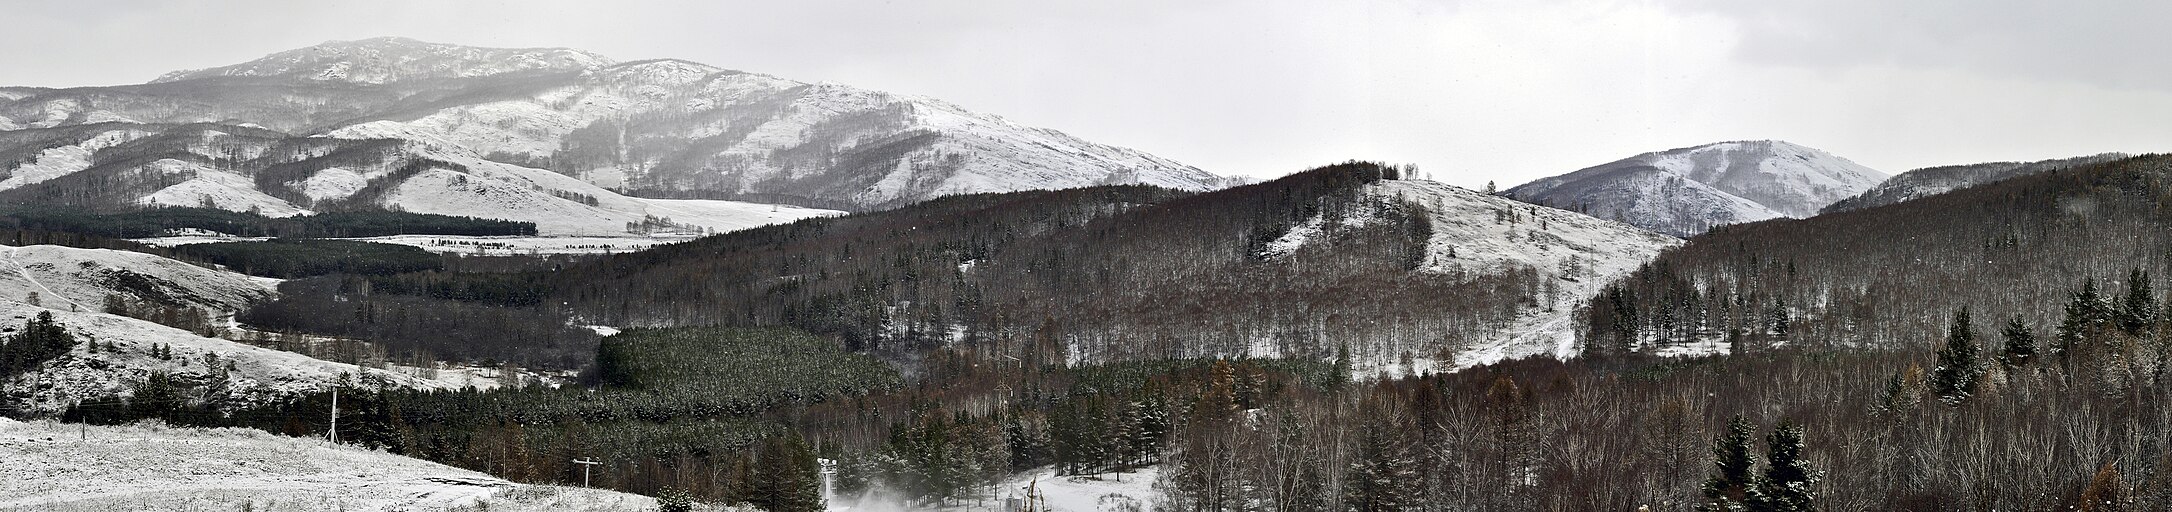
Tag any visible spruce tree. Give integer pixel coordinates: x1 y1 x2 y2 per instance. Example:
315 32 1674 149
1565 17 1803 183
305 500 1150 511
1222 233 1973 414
1751 421 1817 512
2058 278 2112 361
1998 317 2037 367
751 433 824 512
1701 416 1758 511
1 312 77 378
2120 268 2155 334
1343 420 1420 512
1930 308 1982 404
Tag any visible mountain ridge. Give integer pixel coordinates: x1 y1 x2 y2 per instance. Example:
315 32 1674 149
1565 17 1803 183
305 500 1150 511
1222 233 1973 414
1503 140 1886 236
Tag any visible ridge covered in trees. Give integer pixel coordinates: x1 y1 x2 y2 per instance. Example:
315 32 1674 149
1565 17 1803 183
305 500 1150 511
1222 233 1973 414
0 206 535 239
258 161 1550 371
1583 154 2172 355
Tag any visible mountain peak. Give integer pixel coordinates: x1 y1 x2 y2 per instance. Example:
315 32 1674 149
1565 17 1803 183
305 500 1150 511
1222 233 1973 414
151 37 615 84
1504 140 1886 235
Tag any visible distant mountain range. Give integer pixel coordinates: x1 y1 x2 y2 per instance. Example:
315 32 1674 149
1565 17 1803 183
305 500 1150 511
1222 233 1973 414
0 37 1237 234
1503 140 1887 236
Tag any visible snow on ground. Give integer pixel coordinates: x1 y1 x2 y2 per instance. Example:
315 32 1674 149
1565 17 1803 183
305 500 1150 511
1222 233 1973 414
135 160 314 217
352 234 692 256
135 234 695 256
1649 338 1732 358
0 128 147 191
0 300 469 414
1369 179 1681 372
298 166 374 201
376 152 841 236
128 235 274 247
0 417 661 511
0 244 275 314
830 467 1158 512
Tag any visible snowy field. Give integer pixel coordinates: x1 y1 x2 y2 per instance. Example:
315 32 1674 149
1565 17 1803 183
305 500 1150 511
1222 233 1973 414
136 234 703 256
830 467 1158 512
0 418 664 511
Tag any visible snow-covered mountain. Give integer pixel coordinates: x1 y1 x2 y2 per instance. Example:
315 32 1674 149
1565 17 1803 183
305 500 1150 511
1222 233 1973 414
0 37 1233 218
1503 140 1887 236
0 122 841 235
0 418 663 511
1821 153 2129 214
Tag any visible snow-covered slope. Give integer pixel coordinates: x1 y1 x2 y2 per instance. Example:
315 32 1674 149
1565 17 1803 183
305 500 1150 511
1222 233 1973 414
1505 140 1887 236
0 244 274 315
1 37 1232 214
135 159 313 217
1375 179 1680 369
374 151 843 235
1821 153 2129 213
0 127 152 191
313 54 1230 209
0 418 663 511
0 300 470 414
0 121 842 236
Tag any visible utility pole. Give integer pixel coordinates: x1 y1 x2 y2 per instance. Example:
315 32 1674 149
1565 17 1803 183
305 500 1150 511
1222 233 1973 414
574 458 601 487
328 386 338 445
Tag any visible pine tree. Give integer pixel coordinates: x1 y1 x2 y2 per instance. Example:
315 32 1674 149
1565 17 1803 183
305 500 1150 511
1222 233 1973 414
2120 268 2155 334
751 433 824 512
2058 278 2112 361
1701 416 1757 511
1930 308 1983 404
1750 421 1817 512
1344 419 1420 512
1998 317 2037 367
1 312 78 378
131 371 183 420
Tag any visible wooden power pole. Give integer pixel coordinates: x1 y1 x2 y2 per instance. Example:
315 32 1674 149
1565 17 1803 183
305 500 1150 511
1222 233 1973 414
574 458 602 487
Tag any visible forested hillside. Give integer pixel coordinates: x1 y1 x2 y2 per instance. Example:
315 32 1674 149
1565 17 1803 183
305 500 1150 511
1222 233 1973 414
274 161 1668 374
1584 154 2172 353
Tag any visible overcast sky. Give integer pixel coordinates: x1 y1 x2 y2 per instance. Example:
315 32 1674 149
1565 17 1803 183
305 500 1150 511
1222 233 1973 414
3 0 2167 188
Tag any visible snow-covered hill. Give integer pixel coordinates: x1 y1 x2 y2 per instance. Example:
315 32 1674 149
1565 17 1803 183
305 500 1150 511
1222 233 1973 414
1820 153 2129 214
0 245 481 414
0 244 274 314
0 123 842 235
0 300 473 414
0 418 667 511
1 37 1233 215
1374 179 1680 369
1504 140 1887 236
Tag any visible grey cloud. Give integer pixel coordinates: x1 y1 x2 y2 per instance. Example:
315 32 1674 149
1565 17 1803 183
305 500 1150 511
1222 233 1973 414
1670 0 2172 91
